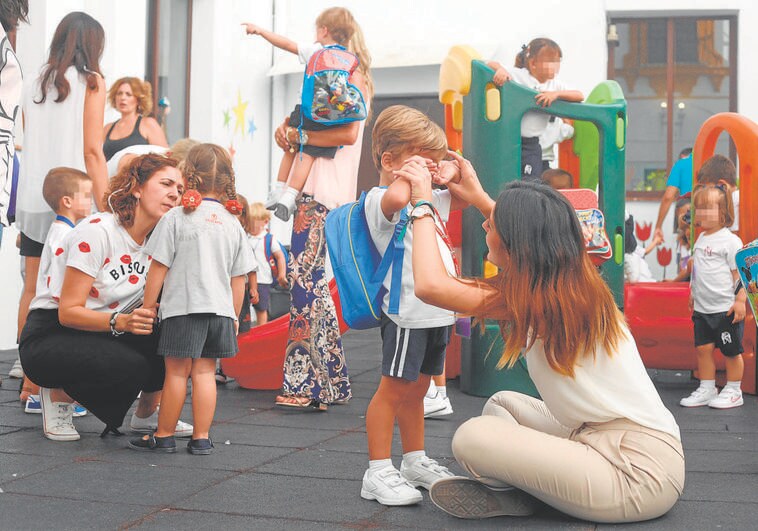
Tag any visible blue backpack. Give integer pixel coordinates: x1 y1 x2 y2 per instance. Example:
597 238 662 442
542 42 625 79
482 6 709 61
325 191 407 329
263 233 288 279
301 45 367 126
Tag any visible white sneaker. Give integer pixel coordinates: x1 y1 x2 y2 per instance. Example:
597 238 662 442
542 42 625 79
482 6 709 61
708 387 744 409
274 188 298 221
40 387 80 442
361 466 423 506
264 182 286 210
400 455 455 489
424 394 453 418
8 358 23 379
129 409 194 438
680 386 719 407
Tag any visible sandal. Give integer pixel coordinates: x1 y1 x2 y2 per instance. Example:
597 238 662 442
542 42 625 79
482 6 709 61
275 395 328 411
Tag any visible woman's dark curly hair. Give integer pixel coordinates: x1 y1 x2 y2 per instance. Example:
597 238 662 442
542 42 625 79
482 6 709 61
105 153 178 227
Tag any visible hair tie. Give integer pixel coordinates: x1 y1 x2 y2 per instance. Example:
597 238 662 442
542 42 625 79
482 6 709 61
182 189 202 210
225 199 243 215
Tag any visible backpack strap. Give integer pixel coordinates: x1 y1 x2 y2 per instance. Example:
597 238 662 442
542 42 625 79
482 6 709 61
264 233 273 262
370 208 408 316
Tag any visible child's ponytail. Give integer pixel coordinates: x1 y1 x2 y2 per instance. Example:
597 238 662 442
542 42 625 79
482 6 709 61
514 44 529 68
224 170 243 215
181 169 202 212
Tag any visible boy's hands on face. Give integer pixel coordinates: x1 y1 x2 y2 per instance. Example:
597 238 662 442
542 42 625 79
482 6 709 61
435 159 461 186
444 150 486 203
392 155 434 205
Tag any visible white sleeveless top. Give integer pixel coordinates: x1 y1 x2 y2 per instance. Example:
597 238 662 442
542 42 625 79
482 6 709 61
16 66 88 243
524 325 681 440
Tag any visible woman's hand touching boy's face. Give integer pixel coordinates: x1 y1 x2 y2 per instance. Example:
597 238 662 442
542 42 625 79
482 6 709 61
392 155 434 205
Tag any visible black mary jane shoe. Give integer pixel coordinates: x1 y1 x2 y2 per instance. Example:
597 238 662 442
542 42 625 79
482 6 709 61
187 437 215 455
127 433 177 453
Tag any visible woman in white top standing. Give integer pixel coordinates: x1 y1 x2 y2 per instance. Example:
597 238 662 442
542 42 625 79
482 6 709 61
15 12 109 400
397 157 684 523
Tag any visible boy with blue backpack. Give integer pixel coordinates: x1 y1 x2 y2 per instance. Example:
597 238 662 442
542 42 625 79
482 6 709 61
345 105 465 506
242 7 367 222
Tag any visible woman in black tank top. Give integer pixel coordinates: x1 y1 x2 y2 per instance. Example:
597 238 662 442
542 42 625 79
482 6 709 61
103 77 168 161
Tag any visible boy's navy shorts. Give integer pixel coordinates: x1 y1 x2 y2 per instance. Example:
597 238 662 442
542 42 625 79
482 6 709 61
380 314 450 381
692 310 744 357
253 283 271 312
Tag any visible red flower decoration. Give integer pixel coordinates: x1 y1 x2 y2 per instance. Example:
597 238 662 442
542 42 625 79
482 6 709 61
225 199 243 215
55 247 64 256
89 218 101 223
108 302 119 309
128 275 139 284
635 221 652 243
78 242 91 253
182 190 202 208
90 287 100 298
120 255 131 264
657 247 672 267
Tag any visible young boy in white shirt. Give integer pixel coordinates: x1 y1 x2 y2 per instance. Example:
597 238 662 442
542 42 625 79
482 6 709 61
360 105 469 506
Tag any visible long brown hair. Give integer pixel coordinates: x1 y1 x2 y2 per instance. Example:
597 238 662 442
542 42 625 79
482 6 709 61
106 154 178 228
475 181 625 377
36 12 104 104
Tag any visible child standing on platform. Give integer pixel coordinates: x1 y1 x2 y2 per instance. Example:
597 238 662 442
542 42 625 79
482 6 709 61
680 185 746 409
361 106 464 506
247 202 287 326
488 38 583 180
128 143 254 454
242 7 369 221
23 167 92 417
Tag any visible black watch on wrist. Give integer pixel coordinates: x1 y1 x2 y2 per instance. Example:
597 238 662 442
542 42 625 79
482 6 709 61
110 311 124 336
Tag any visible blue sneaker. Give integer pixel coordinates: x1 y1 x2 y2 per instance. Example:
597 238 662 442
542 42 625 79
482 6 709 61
25 395 42 414
73 403 88 417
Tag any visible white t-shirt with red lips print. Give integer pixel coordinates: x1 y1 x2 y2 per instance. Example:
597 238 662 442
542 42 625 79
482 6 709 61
30 212 152 313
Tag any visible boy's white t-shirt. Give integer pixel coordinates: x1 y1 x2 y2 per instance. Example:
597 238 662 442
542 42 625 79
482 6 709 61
31 212 150 313
507 67 568 138
364 187 457 329
248 231 282 285
691 227 743 314
29 221 74 310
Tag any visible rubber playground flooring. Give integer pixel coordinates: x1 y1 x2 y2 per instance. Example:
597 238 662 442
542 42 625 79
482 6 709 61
1 328 757 530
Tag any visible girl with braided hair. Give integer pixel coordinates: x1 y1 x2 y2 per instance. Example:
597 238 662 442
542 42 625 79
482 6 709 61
129 144 255 455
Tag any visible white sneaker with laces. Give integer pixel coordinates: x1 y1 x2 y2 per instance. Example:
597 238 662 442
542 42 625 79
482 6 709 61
400 455 455 489
423 390 447 417
679 386 718 407
361 466 423 506
708 387 744 409
9 358 23 379
130 409 194 437
40 387 80 442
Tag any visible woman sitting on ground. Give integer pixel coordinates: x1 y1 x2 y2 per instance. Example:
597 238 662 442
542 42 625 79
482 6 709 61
19 154 192 441
396 152 684 523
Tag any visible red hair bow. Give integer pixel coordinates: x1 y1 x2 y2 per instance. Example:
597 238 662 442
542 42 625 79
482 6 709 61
225 199 243 215
182 190 202 209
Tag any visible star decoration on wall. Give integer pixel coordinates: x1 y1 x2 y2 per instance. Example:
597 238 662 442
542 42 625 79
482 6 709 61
232 90 248 137
248 118 257 136
223 109 231 129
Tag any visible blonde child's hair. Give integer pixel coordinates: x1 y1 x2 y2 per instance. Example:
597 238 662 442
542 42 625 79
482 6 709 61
316 7 355 46
693 184 734 228
169 138 200 164
183 143 238 213
249 201 272 221
236 193 251 233
42 167 91 212
347 18 373 102
108 77 153 115
371 105 447 171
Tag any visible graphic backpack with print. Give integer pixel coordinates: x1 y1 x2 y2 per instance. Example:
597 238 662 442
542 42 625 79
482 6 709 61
325 191 407 329
263 232 287 279
300 45 367 126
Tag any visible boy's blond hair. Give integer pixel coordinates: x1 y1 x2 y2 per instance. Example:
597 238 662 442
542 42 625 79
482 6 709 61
249 201 272 221
372 105 447 171
42 167 91 212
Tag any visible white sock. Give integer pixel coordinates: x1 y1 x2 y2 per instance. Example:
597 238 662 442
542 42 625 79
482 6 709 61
700 380 716 390
273 181 286 193
437 386 447 399
369 458 393 471
402 450 426 466
725 381 742 391
426 380 436 397
282 186 299 200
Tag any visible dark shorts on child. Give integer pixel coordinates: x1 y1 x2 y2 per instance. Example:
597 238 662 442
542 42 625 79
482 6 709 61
253 283 272 312
158 314 238 358
19 231 44 258
380 314 450 381
692 310 744 357
288 104 339 159
520 136 542 181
